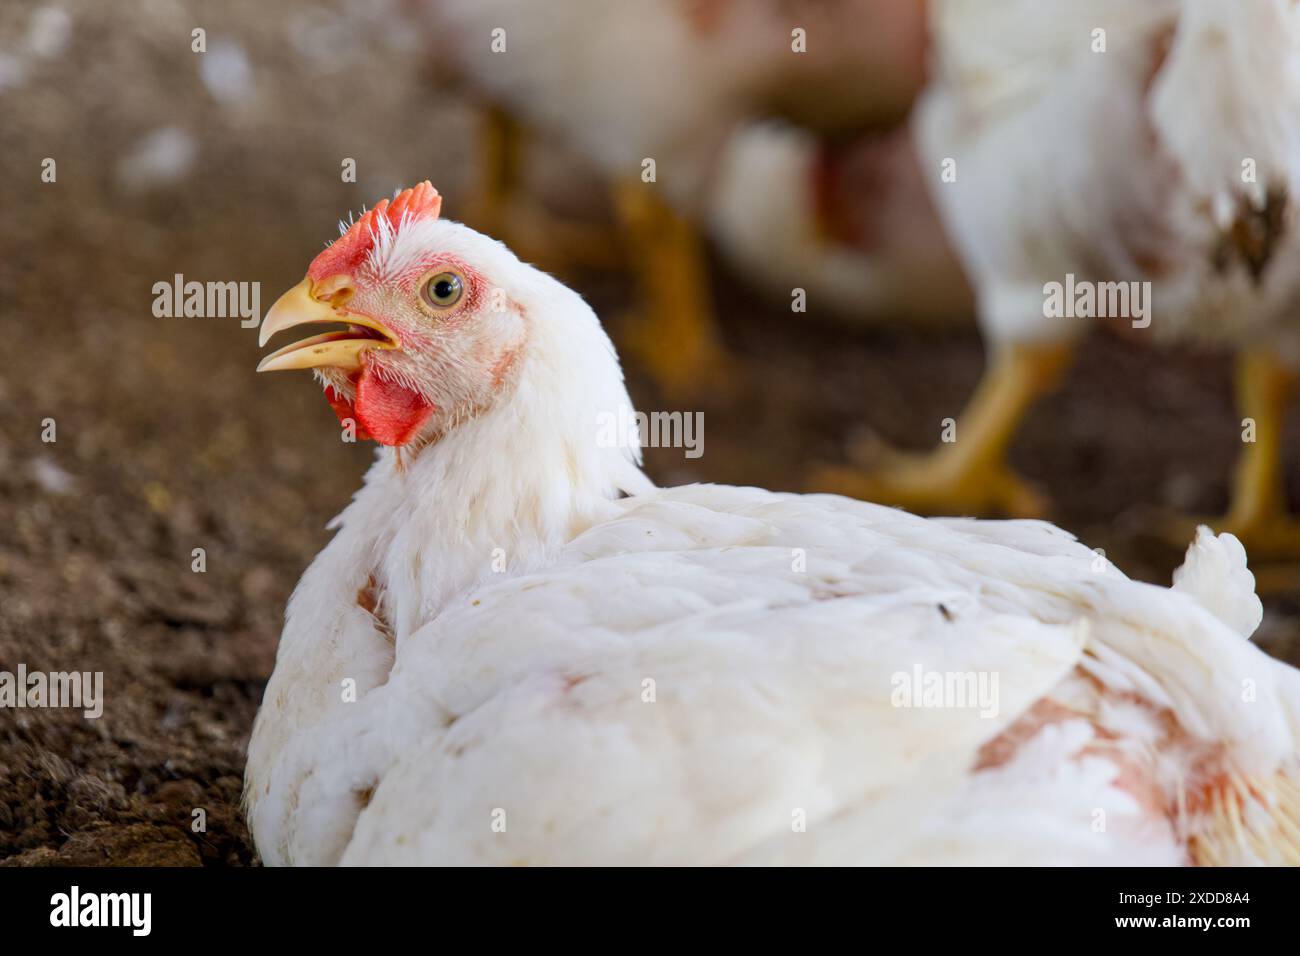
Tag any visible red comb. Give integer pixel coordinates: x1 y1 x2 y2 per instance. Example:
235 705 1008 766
308 181 443 279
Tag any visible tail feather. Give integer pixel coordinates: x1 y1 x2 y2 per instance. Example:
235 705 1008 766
1172 526 1262 640
1167 526 1300 865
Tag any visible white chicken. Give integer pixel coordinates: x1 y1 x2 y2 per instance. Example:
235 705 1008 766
815 0 1300 558
420 0 931 393
707 121 971 327
244 183 1300 866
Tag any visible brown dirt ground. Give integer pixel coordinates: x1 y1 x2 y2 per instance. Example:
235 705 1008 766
2 1 1299 866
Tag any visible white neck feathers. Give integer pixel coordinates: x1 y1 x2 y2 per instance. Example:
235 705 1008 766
333 271 650 638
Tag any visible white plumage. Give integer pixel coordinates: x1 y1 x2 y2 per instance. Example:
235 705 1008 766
917 0 1300 351
706 122 970 325
246 207 1300 866
428 0 926 209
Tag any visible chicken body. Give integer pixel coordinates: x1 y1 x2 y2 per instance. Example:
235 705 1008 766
245 185 1300 866
817 0 1300 548
922 0 1300 349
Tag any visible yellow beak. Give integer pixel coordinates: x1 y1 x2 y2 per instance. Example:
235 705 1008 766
256 276 399 373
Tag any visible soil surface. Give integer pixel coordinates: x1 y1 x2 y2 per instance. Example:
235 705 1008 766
3 1 1299 866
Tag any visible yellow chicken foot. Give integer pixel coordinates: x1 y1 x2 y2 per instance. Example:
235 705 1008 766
1184 349 1300 560
808 342 1074 517
612 178 733 398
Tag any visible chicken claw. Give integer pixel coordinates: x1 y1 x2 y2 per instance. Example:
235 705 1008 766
809 456 1049 518
808 342 1072 518
612 177 735 398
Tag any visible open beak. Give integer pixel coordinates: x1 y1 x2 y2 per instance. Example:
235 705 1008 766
256 276 399 373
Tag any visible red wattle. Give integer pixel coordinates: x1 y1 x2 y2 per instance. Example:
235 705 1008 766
353 367 436 446
324 384 372 441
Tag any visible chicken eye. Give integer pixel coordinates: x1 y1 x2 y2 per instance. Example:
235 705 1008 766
421 271 464 309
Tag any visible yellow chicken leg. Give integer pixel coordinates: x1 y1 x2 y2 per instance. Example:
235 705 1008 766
466 104 524 241
612 178 732 398
1207 349 1300 559
809 342 1074 517
467 106 621 274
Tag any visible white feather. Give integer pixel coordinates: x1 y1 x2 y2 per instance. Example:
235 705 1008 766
917 0 1300 353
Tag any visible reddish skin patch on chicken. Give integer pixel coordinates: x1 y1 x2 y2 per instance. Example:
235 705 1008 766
356 574 381 615
973 677 1260 861
975 695 1168 821
488 344 523 390
561 674 591 693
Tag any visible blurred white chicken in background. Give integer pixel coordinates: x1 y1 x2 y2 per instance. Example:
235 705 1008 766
708 120 971 327
815 0 1300 557
245 184 1300 866
417 0 936 394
